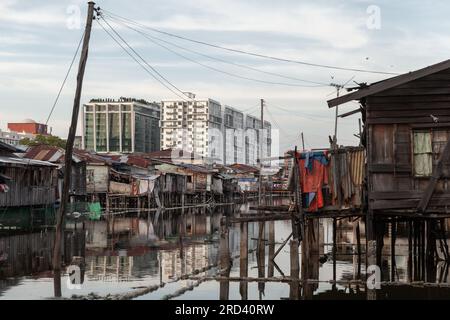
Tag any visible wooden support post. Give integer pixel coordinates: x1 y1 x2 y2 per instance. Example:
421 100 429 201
52 1 95 298
366 210 377 300
219 216 230 300
268 221 275 277
257 221 266 299
356 219 361 278
390 220 396 282
239 222 248 300
289 239 300 300
353 219 361 279
332 217 337 285
301 219 319 300
408 220 413 282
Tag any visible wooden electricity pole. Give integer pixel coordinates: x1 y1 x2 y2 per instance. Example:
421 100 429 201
332 85 341 149
52 1 95 297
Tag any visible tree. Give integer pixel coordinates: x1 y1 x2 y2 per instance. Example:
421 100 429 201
20 135 66 148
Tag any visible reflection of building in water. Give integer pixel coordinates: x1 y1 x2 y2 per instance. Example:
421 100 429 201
160 244 217 282
85 252 159 282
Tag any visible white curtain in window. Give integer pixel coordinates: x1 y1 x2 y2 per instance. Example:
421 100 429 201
413 131 432 177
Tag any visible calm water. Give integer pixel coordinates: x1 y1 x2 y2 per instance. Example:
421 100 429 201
1 200 450 300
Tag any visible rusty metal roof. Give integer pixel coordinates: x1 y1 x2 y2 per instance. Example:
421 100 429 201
24 145 84 163
229 163 260 174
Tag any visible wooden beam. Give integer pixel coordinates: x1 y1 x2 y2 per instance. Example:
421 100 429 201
338 108 362 118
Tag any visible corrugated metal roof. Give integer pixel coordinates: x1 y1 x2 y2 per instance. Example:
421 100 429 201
0 156 57 167
24 145 83 163
229 163 260 174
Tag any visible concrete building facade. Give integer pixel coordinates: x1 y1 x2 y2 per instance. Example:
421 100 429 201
244 114 272 166
82 98 160 154
161 94 271 166
8 119 48 135
223 106 245 165
160 94 223 163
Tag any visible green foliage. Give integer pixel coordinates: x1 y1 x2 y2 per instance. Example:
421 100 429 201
19 134 66 148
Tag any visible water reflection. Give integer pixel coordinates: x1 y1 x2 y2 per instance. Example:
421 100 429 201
1 200 450 299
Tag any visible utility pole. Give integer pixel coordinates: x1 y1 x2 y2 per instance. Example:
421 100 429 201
52 1 95 298
330 83 343 149
301 132 305 151
258 99 264 206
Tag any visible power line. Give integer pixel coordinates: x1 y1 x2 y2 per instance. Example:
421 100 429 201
264 106 290 137
100 8 400 76
99 16 192 101
102 15 323 88
268 104 334 123
96 19 189 102
45 30 85 125
103 13 330 87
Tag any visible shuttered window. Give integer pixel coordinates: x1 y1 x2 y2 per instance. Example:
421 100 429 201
413 129 450 177
413 131 432 177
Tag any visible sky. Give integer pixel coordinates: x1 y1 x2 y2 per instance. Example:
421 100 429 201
2 0 450 154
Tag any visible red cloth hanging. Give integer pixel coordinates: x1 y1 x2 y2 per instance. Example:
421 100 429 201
296 156 329 211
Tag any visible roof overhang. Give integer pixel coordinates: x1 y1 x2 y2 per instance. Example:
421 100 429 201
327 59 450 108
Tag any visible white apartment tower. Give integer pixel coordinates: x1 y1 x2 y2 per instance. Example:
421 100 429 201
160 94 272 166
161 93 223 163
245 114 272 166
223 106 245 165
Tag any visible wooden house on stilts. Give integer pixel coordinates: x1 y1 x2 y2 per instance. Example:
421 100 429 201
327 59 450 272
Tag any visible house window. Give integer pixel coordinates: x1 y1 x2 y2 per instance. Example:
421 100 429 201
413 129 450 177
413 131 432 177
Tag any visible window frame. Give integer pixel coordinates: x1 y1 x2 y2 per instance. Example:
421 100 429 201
412 127 450 178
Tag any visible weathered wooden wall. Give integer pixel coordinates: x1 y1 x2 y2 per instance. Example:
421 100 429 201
366 67 450 211
0 166 57 207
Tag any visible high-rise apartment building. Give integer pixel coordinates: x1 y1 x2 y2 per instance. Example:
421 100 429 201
223 106 244 165
244 114 272 166
160 94 272 166
160 93 223 163
82 98 160 153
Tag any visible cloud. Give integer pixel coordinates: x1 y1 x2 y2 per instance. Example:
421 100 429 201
2 0 450 151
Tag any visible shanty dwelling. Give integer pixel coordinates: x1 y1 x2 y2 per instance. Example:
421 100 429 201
328 59 450 215
0 141 58 230
229 163 260 193
23 145 87 201
106 159 160 217
76 150 112 195
327 59 450 285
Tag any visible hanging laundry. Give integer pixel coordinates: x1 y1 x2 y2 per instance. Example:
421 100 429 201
88 202 102 220
297 151 329 212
